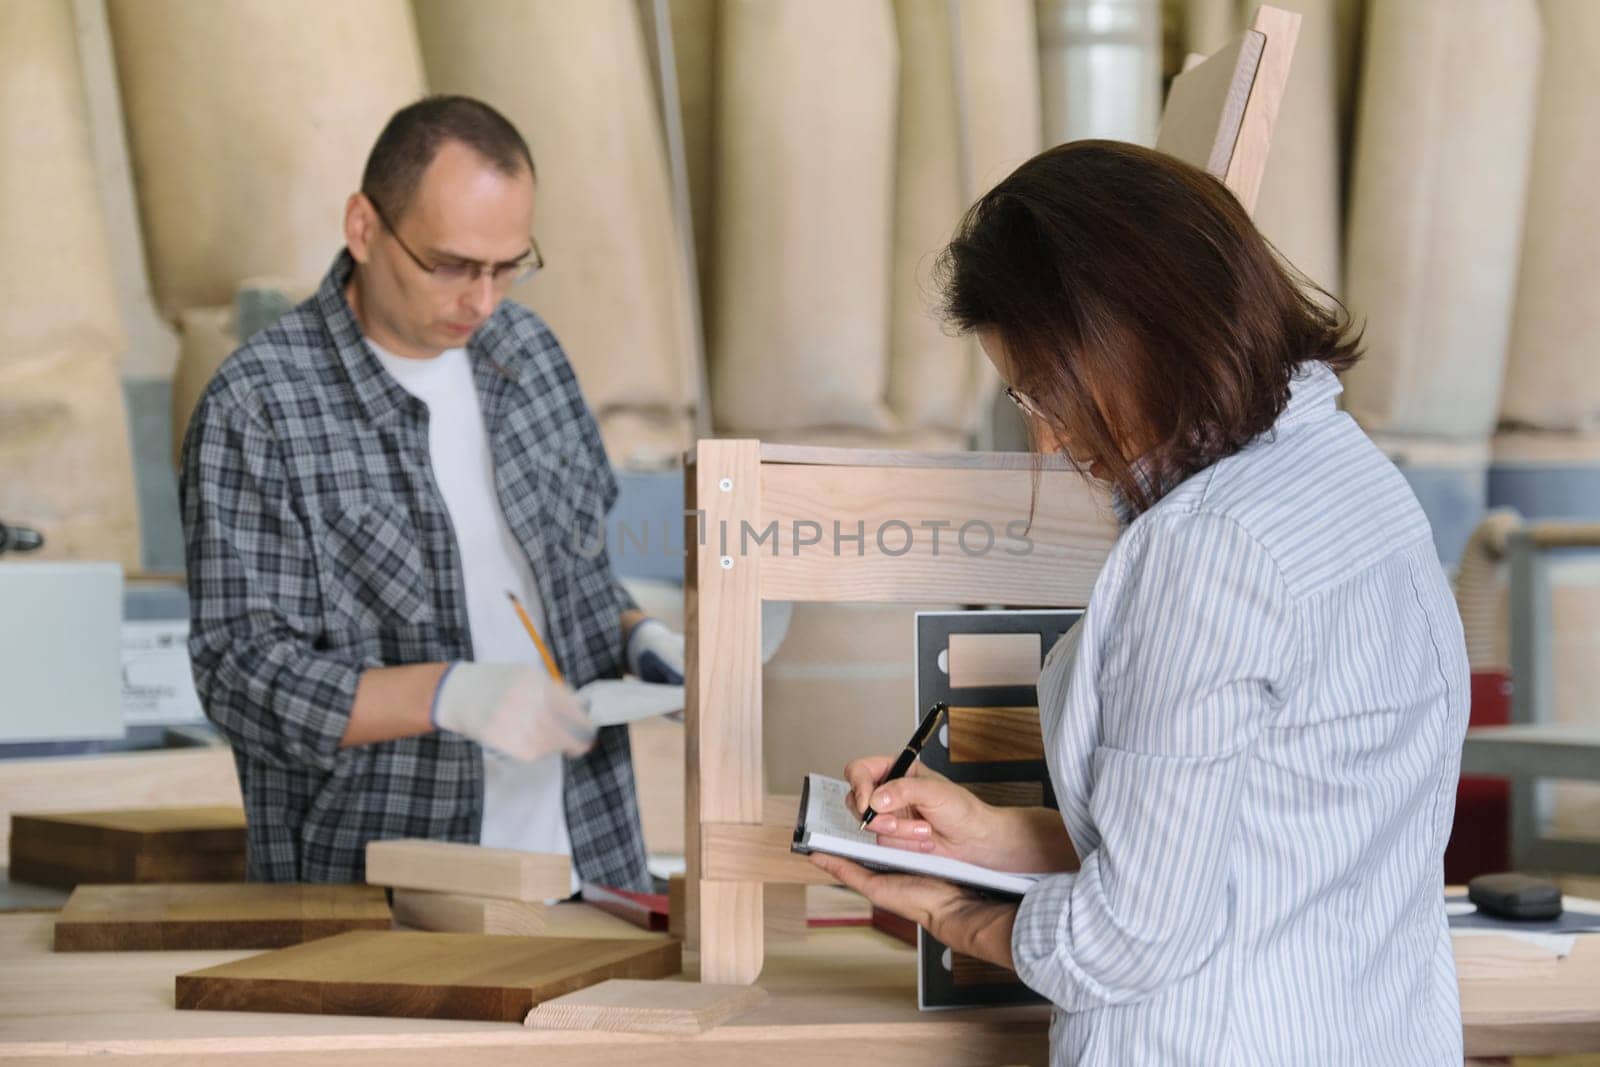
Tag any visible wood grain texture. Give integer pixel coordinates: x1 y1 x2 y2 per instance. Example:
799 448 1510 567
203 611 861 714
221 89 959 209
758 443 1079 470
10 806 246 889
950 952 1017 988
946 632 1042 689
764 883 807 943
3 909 1594 1062
686 441 765 983
946 707 1045 763
962 781 1046 808
758 462 1114 605
174 930 682 1022
391 889 545 936
364 839 571 903
701 822 835 885
53 883 391 951
0 748 241 863
1226 5 1301 214
525 979 769 1035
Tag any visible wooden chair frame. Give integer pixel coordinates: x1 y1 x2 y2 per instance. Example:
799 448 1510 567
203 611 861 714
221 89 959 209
683 442 1116 983
683 4 1299 985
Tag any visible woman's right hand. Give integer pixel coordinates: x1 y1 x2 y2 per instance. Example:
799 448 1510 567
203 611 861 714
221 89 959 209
843 756 1016 872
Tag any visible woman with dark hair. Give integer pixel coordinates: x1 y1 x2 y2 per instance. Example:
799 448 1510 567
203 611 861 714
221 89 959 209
810 141 1468 1065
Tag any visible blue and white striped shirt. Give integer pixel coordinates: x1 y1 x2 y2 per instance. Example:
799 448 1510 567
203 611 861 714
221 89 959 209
1015 361 1468 1065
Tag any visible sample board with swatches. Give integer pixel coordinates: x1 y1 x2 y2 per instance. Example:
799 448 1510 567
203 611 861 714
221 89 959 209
914 609 1081 1009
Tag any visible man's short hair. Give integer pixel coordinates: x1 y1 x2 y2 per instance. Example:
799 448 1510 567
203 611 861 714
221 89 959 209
361 95 535 220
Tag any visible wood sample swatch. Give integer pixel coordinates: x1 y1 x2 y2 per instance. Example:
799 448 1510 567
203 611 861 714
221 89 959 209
526 979 768 1035
963 781 1046 808
9 806 246 889
365 838 570 902
53 883 391 951
946 706 1045 763
946 633 1041 688
175 930 682 1022
951 951 1018 988
391 889 545 936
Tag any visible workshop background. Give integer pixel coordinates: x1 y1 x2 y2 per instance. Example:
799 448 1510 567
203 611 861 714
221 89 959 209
2 0 1597 884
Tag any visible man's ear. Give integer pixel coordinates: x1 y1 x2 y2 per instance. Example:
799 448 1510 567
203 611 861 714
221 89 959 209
345 191 376 264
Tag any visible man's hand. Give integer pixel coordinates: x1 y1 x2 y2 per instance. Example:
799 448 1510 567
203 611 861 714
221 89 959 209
808 853 1018 970
625 618 685 685
431 663 595 761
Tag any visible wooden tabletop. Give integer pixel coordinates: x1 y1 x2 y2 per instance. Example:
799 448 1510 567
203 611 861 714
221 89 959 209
0 904 1594 1063
0 904 1049 1066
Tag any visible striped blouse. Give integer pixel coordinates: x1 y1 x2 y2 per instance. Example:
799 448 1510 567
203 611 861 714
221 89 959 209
1015 361 1469 1065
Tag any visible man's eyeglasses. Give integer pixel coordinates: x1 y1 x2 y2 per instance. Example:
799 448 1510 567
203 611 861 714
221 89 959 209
1005 385 1042 420
367 195 543 289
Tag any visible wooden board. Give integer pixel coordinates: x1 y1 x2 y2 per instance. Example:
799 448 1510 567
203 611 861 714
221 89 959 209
9 806 246 888
1156 30 1266 179
175 929 682 1022
946 706 1045 763
0 748 242 863
53 883 390 951
365 839 570 903
946 632 1042 689
391 889 545 936
526 979 768 1035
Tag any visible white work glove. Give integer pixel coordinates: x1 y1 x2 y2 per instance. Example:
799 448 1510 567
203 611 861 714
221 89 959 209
625 618 685 685
431 663 596 761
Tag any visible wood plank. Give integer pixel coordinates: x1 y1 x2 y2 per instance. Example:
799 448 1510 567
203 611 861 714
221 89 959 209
364 839 570 903
701 822 836 885
10 807 247 889
758 443 1079 470
686 440 765 983
1226 5 1301 214
391 889 545 936
0 748 241 862
757 462 1113 605
53 883 390 951
1156 29 1266 179
175 930 682 1023
526 979 768 1035
946 633 1042 689
946 707 1045 763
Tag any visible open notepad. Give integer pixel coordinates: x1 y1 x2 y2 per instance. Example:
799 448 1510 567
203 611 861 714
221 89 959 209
790 774 1042 898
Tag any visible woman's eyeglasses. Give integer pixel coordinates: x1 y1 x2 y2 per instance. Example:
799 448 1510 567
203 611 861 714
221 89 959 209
1005 385 1042 419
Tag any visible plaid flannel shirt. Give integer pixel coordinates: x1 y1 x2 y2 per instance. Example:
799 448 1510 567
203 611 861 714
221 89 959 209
179 250 650 889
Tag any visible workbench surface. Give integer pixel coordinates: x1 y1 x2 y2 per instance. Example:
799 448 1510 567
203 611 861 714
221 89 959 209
1 904 1596 1063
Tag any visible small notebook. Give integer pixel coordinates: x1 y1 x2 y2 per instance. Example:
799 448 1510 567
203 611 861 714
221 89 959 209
790 774 1041 898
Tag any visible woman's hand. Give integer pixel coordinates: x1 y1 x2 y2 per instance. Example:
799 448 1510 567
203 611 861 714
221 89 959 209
808 852 1017 970
844 755 1002 866
844 755 1077 874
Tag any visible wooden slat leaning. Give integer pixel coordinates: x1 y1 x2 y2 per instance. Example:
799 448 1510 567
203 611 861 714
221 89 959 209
1156 4 1302 213
685 441 1117 984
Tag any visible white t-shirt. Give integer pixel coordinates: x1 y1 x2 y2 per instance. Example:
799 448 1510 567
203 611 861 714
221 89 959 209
367 340 576 890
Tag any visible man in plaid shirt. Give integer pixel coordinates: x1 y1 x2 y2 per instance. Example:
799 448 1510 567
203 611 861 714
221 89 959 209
179 97 681 889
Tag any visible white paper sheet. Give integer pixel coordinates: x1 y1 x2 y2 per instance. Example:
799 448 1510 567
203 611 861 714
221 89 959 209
577 678 684 727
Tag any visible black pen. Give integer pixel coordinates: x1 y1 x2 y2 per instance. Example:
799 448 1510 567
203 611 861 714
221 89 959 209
860 701 948 830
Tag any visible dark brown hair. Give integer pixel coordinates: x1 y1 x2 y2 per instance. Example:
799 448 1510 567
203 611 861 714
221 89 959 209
937 140 1361 515
362 95 535 220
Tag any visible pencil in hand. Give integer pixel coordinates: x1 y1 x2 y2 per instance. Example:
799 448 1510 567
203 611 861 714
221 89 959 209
505 590 562 682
